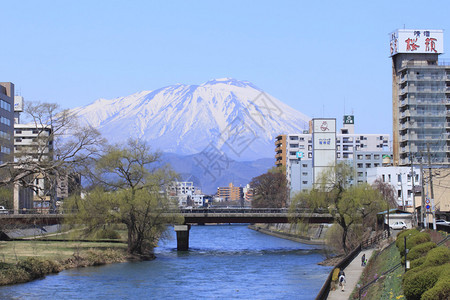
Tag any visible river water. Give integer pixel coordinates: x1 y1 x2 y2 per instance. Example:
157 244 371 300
0 225 332 300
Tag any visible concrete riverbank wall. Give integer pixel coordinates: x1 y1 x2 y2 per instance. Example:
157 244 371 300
249 223 328 245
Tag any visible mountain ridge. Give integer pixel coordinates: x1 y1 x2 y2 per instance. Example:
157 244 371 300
71 78 311 161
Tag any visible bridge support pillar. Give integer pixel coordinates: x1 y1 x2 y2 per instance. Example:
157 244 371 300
174 224 190 251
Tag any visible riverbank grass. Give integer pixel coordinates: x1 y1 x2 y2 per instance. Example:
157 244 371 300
0 240 127 264
0 239 129 286
351 241 404 299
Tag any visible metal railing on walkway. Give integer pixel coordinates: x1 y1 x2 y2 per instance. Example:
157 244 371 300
315 230 389 300
357 232 449 299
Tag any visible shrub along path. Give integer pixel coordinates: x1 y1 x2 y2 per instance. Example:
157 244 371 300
327 249 374 300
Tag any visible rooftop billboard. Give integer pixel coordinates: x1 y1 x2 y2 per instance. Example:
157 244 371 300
390 29 444 56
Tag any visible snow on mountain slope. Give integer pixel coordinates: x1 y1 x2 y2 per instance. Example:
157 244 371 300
71 78 310 160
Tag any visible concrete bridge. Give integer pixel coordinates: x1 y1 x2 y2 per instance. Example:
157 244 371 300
0 208 333 250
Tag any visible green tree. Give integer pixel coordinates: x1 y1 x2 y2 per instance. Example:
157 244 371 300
66 139 182 257
250 170 288 208
291 162 384 253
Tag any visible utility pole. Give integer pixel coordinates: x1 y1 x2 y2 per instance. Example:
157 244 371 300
420 159 425 228
427 143 436 229
410 153 416 226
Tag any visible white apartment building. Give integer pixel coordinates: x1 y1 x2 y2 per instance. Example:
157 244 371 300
14 123 54 212
169 181 205 207
276 116 391 193
367 166 421 210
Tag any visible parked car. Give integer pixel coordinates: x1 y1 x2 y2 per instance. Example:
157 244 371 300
390 221 407 230
436 219 450 226
0 206 9 214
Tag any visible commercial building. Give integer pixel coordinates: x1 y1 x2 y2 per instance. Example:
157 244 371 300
0 82 14 165
390 29 450 166
275 115 391 192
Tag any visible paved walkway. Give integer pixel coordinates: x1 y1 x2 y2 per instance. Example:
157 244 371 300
327 249 374 300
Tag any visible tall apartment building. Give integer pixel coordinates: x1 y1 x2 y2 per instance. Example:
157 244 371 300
14 123 54 211
367 166 421 209
0 83 14 164
217 183 243 202
390 29 450 166
275 115 391 192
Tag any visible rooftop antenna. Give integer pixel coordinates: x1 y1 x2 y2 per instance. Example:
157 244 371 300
344 97 346 116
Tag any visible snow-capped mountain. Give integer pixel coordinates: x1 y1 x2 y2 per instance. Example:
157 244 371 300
71 78 310 160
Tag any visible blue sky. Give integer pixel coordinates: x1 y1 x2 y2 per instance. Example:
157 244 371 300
3 0 450 135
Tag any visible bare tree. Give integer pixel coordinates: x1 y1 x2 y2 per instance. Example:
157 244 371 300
250 169 288 208
0 101 104 197
372 178 397 209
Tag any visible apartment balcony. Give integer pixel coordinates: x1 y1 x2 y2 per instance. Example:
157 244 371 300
275 139 282 146
400 110 411 118
275 153 283 159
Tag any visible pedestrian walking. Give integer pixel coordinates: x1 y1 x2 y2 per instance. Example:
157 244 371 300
339 272 346 292
361 253 366 266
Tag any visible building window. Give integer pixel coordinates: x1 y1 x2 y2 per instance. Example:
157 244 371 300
308 153 312 158
366 163 371 168
357 154 363 160
374 154 380 160
357 163 363 168
382 174 385 182
337 153 341 158
365 154 371 159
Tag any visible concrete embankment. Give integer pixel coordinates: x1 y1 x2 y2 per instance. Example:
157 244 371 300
249 223 327 245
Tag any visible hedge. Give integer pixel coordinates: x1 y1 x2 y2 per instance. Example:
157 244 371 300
421 246 450 268
398 232 431 257
404 242 436 264
396 229 419 248
410 256 426 269
403 264 446 300
421 271 450 300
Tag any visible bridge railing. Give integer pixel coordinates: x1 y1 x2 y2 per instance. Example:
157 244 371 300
0 207 330 217
177 207 326 214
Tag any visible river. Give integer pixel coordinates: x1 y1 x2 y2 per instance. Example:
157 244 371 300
0 225 332 300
